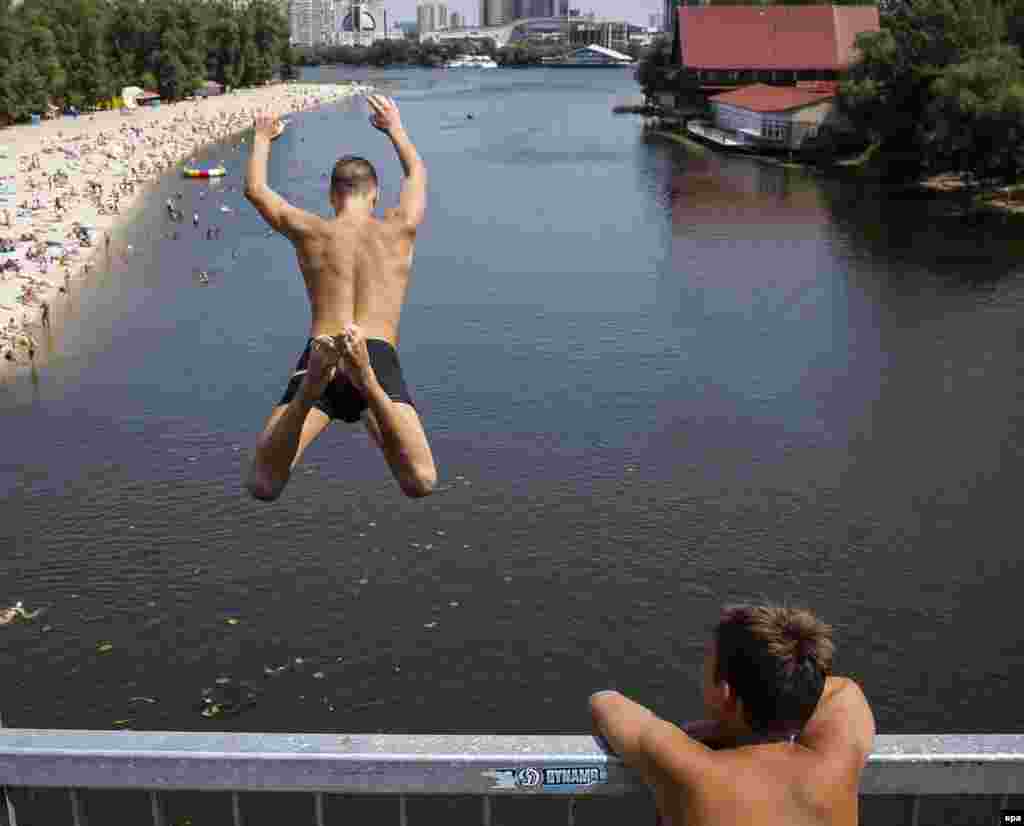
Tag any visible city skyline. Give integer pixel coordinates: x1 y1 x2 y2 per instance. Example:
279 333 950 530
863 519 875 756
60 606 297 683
406 0 659 26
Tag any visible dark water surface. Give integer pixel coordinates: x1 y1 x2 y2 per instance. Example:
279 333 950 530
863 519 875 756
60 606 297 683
3 67 1024 737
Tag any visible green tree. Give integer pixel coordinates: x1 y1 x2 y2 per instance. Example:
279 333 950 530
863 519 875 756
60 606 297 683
636 34 674 95
840 0 1010 173
926 44 1024 183
1006 0 1024 51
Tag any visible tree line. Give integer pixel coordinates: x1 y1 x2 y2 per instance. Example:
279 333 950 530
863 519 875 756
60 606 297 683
0 0 296 124
841 0 1024 183
294 38 486 69
296 37 638 69
639 0 1024 184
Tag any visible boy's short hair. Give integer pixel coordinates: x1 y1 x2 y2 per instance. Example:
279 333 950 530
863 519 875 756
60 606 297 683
330 156 378 201
714 604 833 735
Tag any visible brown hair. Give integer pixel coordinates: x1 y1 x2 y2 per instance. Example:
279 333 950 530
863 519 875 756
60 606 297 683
714 604 833 735
330 156 378 202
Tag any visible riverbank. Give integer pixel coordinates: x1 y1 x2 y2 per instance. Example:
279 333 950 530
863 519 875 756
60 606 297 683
0 81 370 369
649 125 1024 216
920 173 1024 215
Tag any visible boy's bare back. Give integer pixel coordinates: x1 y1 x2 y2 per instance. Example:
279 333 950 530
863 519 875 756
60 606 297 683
292 212 415 346
246 95 427 348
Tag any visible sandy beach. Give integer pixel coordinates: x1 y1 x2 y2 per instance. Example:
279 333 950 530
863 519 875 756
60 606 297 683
0 81 370 367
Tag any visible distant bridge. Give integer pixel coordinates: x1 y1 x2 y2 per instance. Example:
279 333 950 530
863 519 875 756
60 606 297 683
420 17 566 48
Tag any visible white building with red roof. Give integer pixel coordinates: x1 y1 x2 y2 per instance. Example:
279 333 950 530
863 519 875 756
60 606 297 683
671 5 880 151
705 83 845 150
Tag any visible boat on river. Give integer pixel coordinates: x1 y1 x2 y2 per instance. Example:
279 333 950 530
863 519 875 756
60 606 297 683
183 166 226 179
444 55 498 69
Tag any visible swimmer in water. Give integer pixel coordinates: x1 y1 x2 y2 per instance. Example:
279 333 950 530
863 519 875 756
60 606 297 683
243 97 437 502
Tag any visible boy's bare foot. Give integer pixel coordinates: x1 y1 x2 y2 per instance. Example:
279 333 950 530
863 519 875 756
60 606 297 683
338 324 375 393
301 335 340 400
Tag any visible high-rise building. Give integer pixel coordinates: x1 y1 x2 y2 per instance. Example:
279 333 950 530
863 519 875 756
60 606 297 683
289 0 323 46
418 2 453 32
649 12 663 30
526 0 561 17
664 0 691 36
450 11 464 27
417 2 435 33
481 0 505 26
314 0 387 46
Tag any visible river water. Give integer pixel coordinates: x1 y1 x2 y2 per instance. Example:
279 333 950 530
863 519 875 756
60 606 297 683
2 67 1024 739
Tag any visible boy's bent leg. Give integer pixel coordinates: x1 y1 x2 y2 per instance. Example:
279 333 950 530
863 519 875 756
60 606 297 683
246 404 331 501
341 325 437 499
245 337 339 501
363 401 437 498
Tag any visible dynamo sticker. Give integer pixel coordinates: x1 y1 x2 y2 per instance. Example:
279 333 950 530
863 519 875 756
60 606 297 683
483 766 608 791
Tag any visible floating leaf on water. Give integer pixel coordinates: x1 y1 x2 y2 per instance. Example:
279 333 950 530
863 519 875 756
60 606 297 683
41 625 53 632
215 676 231 685
313 671 325 679
293 657 304 666
112 719 133 727
424 622 437 629
449 602 460 608
129 697 157 704
201 704 221 718
97 642 114 653
263 664 287 676
225 618 239 625
0 601 45 625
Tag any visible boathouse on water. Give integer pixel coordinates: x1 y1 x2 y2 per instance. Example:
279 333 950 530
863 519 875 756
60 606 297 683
660 5 879 148
707 82 846 151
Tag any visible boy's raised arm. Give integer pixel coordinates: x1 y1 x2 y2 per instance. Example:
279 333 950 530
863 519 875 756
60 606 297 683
368 95 426 230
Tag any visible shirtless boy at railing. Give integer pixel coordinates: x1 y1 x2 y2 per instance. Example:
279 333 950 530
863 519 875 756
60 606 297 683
591 604 875 826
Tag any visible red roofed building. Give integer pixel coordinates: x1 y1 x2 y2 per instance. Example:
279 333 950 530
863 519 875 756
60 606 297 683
702 83 848 150
676 5 879 91
665 5 879 152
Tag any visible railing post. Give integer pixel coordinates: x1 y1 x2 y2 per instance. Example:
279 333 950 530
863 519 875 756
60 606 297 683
0 715 16 826
150 791 166 826
398 794 407 826
910 795 921 826
69 789 86 826
231 791 243 826
567 797 576 826
482 795 492 826
313 792 324 826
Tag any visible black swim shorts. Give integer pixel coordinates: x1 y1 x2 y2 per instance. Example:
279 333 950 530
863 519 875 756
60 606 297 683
278 337 415 423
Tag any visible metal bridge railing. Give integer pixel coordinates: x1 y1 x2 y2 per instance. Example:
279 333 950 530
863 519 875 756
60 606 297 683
2 731 1024 825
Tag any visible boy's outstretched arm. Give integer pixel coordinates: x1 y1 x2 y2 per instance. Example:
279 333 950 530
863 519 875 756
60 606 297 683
367 95 427 231
244 113 313 240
